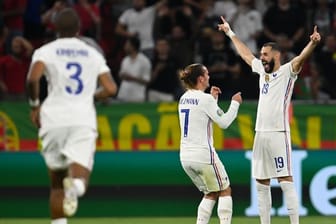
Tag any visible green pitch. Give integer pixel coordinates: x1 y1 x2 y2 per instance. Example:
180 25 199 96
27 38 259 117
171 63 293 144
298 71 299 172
0 216 335 224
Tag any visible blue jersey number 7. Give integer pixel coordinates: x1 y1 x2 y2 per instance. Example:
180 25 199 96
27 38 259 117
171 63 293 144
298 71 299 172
180 109 190 137
65 62 83 95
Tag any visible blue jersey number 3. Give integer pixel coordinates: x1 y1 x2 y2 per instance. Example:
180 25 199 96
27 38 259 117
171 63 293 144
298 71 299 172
65 62 83 95
180 109 190 137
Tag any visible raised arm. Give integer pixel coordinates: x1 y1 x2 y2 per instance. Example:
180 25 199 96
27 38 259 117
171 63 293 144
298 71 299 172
218 16 256 67
291 26 321 73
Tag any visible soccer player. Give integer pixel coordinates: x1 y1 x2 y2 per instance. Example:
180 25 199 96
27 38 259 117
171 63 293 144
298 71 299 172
26 8 117 224
178 63 242 224
218 17 321 224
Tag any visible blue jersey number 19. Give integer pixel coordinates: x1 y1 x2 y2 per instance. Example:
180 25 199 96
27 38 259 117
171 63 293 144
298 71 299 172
180 109 190 137
65 62 83 95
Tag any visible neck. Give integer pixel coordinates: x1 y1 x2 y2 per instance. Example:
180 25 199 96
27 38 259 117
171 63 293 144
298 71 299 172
130 51 138 59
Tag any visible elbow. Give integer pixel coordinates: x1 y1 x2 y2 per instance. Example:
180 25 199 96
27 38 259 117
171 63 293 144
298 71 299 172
217 122 230 129
106 84 118 96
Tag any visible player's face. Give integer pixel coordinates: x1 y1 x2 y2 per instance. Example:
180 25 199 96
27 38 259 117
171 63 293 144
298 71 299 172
260 46 276 73
202 67 210 88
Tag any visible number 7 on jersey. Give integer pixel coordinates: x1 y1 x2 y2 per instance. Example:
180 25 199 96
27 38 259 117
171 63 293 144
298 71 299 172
180 109 190 137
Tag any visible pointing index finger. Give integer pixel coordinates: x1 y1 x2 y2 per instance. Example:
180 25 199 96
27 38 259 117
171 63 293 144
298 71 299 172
314 25 318 33
220 16 226 23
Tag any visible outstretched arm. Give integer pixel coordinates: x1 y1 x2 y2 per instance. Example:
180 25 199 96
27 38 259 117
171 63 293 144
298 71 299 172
291 26 321 73
218 16 256 67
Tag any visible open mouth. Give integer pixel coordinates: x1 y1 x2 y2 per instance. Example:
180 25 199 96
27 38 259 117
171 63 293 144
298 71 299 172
262 61 269 71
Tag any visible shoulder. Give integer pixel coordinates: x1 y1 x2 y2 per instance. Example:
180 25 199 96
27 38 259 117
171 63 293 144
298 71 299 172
199 92 216 105
281 62 298 77
138 53 151 64
37 40 56 51
251 58 263 73
32 40 57 57
144 5 156 14
119 8 135 19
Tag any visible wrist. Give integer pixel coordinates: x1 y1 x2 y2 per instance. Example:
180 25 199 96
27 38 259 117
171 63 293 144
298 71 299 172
227 30 236 38
29 98 40 108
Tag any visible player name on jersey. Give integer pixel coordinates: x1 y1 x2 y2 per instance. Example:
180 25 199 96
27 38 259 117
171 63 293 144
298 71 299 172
56 48 89 57
179 98 200 105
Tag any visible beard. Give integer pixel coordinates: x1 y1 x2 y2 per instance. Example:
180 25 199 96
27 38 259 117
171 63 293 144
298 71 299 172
262 58 275 73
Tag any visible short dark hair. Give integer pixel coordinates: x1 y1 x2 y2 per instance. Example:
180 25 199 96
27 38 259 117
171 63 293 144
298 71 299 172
262 42 281 52
127 36 141 51
55 8 80 37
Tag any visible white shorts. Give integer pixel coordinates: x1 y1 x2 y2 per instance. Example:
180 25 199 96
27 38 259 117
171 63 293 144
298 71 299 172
40 127 97 171
252 131 293 179
181 157 230 194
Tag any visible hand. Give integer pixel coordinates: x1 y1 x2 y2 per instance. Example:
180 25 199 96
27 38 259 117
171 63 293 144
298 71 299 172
217 16 233 35
310 26 321 45
232 92 242 104
30 107 41 128
210 86 221 99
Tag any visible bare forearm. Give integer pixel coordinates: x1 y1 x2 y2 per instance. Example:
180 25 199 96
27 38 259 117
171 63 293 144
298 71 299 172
26 81 40 100
292 40 317 72
94 87 113 100
230 36 255 66
218 16 255 66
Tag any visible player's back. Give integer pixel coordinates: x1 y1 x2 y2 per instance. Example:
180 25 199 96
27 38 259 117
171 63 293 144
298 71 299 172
178 89 216 163
33 37 109 133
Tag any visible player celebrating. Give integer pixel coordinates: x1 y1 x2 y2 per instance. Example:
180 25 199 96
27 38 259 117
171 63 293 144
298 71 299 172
218 16 321 224
178 63 242 224
26 8 117 224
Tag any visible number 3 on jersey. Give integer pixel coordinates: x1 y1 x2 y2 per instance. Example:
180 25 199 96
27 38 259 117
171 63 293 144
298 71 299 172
180 109 190 137
65 62 83 95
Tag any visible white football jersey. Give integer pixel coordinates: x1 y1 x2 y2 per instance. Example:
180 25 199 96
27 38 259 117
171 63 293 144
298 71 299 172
178 89 240 164
32 38 110 135
252 58 298 132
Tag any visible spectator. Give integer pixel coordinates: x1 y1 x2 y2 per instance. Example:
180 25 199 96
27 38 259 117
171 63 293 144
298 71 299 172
204 0 237 19
117 36 151 102
169 24 195 68
0 0 27 53
115 0 166 60
261 0 306 54
202 0 237 30
41 0 69 36
314 33 336 99
41 1 103 54
201 30 241 99
228 0 263 55
73 0 102 40
308 61 330 102
277 34 296 64
154 2 196 39
147 37 181 102
311 0 334 38
0 36 33 100
23 0 48 47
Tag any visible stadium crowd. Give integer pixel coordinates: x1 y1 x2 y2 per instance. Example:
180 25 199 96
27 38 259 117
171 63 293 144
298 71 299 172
0 0 336 102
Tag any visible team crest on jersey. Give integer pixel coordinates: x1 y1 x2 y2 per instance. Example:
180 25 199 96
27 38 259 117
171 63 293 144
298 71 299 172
217 109 224 116
265 74 270 83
